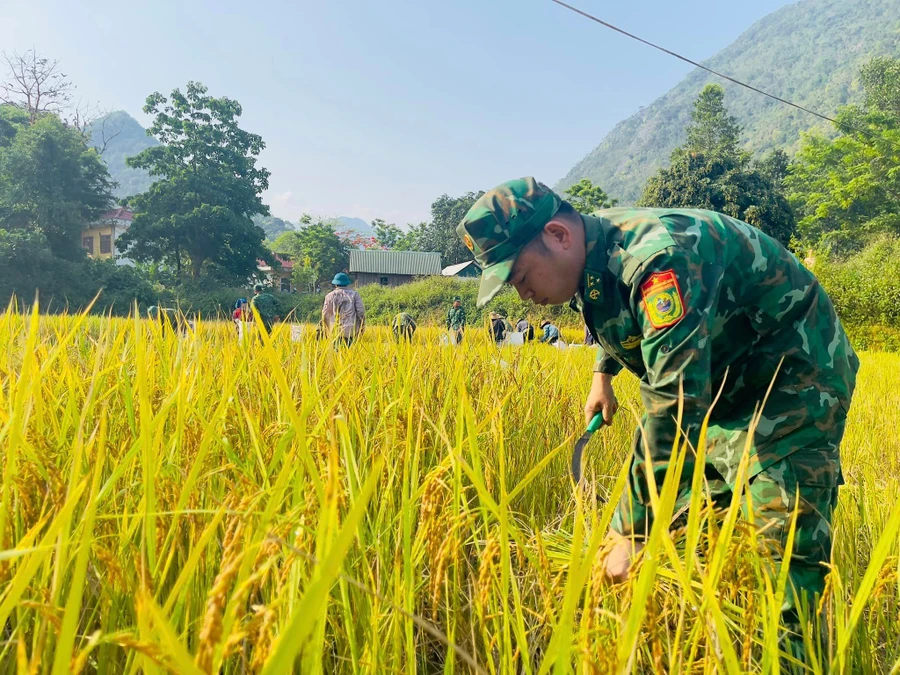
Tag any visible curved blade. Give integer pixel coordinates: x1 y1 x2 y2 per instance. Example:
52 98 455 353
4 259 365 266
571 430 594 485
571 414 605 485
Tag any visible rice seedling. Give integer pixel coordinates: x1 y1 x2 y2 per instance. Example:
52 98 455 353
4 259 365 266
0 308 898 673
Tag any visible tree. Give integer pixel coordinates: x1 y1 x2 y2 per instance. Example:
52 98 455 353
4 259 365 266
118 82 271 280
563 178 618 213
639 86 795 244
291 256 319 294
272 219 349 287
787 57 900 252
373 219 403 249
0 111 115 259
420 191 485 264
1 50 72 124
685 84 743 159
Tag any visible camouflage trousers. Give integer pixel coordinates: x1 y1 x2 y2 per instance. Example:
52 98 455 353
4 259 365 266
700 449 838 613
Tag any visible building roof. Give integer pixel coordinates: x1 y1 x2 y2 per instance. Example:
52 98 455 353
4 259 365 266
349 250 441 276
100 207 134 222
257 254 294 273
441 260 480 276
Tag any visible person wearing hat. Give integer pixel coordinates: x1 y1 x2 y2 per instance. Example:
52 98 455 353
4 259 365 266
322 272 365 347
445 296 466 345
233 298 249 322
250 283 277 335
488 311 506 345
538 319 560 345
455 176 858 638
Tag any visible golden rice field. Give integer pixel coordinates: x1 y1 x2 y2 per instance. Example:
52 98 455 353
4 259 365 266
0 310 898 674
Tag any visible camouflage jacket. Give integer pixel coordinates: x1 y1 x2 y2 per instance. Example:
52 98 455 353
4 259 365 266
392 312 417 330
572 208 859 536
446 306 467 330
251 293 278 322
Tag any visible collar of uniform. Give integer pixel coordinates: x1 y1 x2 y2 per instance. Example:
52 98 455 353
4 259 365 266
573 214 610 306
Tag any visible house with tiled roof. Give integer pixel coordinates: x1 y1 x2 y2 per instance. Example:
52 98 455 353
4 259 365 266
257 254 296 292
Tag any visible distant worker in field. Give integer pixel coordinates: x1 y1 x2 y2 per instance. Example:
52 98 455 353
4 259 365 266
488 311 507 345
392 311 417 341
538 319 560 344
446 296 466 345
147 305 187 335
233 298 249 322
584 323 596 346
250 283 277 335
233 297 249 340
516 317 535 342
456 177 858 638
322 272 366 347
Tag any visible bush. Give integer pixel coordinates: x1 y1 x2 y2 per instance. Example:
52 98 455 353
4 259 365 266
843 324 900 353
351 276 582 327
813 235 900 328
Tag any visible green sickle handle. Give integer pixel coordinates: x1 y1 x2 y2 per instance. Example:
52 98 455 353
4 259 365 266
571 413 605 485
586 413 604 433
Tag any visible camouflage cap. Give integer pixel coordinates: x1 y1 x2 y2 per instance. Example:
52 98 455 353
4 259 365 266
456 177 561 307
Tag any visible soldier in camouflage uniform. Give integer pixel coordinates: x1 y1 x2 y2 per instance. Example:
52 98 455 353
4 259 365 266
456 177 858 629
446 296 467 345
392 311 417 341
251 283 278 335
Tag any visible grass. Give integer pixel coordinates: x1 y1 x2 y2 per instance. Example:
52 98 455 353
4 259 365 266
0 310 898 673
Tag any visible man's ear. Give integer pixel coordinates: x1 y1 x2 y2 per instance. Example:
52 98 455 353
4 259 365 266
544 219 572 250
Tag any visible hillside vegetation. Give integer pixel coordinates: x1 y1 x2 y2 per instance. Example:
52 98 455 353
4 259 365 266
558 0 900 203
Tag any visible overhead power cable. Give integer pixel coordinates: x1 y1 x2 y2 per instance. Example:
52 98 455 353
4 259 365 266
550 0 900 150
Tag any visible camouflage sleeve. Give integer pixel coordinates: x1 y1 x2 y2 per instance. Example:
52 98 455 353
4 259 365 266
611 245 723 539
593 348 624 375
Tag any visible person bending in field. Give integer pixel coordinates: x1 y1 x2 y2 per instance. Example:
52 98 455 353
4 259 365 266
538 319 560 344
392 311 417 341
516 317 536 342
250 284 278 335
455 177 858 649
147 305 188 335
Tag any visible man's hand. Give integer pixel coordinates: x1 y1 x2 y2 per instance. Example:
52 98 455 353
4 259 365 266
585 371 618 427
603 529 644 583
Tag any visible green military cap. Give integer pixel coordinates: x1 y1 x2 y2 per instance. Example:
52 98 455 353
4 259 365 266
456 177 561 308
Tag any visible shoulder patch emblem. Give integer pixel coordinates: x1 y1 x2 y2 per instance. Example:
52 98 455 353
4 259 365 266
640 270 684 329
463 233 475 251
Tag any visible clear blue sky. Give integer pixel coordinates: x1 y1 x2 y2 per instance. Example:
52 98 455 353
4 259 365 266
1 0 793 225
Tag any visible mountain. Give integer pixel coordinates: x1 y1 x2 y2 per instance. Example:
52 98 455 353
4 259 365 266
253 215 296 240
558 0 900 203
88 111 158 198
336 216 374 235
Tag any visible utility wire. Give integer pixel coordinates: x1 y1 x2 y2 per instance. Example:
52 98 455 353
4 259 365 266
550 0 900 150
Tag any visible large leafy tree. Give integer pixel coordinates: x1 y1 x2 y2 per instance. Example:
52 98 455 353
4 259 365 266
564 178 618 213
0 110 114 259
403 191 484 264
640 84 795 244
786 57 900 252
272 218 349 287
684 84 743 158
118 82 270 280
